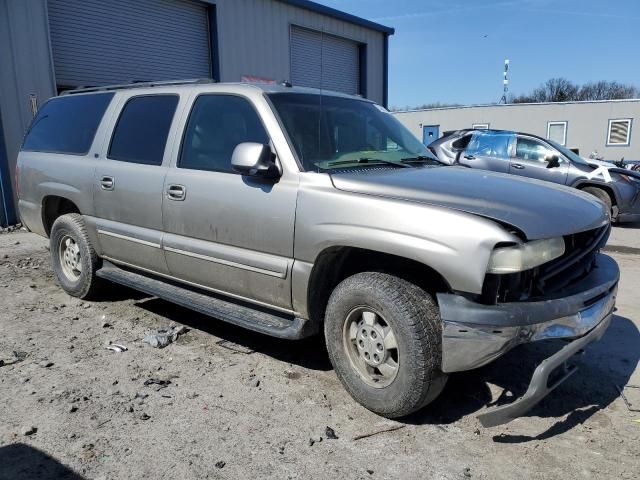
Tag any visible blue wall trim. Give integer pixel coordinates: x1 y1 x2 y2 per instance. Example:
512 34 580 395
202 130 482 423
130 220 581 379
208 5 221 81
277 0 395 34
382 34 389 108
0 110 16 227
358 43 367 98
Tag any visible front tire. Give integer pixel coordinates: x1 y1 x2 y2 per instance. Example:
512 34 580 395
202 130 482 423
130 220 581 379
50 213 102 299
582 186 614 219
324 272 447 418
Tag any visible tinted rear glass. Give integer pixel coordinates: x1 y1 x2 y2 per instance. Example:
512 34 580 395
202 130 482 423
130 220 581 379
108 95 179 166
22 93 114 154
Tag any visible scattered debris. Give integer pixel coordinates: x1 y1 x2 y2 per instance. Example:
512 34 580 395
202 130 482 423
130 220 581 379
69 405 78 413
0 350 27 367
186 392 199 399
325 426 339 440
246 376 260 388
144 378 172 391
463 467 472 478
633 418 640 424
614 383 640 412
140 413 151 421
367 469 374 475
143 325 187 348
284 369 301 380
352 424 406 441
216 339 254 354
215 461 226 469
21 426 37 436
38 360 54 368
309 436 323 446
106 343 128 353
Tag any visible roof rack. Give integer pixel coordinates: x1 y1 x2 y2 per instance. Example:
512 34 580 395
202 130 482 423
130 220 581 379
61 78 215 95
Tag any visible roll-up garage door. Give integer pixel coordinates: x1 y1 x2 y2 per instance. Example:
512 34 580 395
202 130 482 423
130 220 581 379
47 0 211 89
290 26 360 96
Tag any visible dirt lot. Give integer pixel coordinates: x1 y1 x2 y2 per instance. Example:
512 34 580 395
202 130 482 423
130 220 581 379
1 227 639 480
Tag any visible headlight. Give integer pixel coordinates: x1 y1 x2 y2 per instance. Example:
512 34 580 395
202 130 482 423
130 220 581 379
487 237 565 274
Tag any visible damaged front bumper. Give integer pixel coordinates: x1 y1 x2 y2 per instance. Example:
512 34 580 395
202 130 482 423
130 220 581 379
437 253 619 427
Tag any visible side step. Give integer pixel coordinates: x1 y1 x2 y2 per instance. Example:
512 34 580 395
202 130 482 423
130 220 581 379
96 262 317 340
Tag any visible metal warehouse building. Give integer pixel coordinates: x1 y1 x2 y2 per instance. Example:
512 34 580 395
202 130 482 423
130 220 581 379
395 99 640 161
0 0 394 226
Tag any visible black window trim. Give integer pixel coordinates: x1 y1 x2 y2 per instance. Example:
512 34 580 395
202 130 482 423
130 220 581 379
106 93 180 166
21 92 115 156
177 92 273 175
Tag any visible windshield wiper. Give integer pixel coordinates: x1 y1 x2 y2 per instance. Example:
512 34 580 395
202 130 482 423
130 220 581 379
324 157 411 168
400 155 442 165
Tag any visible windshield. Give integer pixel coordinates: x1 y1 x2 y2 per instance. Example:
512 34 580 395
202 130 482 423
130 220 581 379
547 139 589 166
267 93 440 171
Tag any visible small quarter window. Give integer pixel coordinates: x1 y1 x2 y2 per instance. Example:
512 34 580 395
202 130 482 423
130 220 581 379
547 121 567 146
607 119 632 146
179 95 269 173
108 95 179 166
22 93 114 155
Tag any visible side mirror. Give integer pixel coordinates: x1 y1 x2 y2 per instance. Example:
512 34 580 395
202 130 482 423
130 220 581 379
546 154 561 169
231 142 281 179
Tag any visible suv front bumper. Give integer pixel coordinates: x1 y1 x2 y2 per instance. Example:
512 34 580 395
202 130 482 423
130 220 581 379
437 253 619 426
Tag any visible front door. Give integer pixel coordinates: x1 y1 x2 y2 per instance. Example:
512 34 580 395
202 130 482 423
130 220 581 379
460 131 512 173
422 125 439 145
510 135 569 184
161 93 297 310
93 93 181 274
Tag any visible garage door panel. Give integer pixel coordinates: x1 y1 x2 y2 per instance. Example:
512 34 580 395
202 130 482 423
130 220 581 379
48 0 211 87
290 26 359 96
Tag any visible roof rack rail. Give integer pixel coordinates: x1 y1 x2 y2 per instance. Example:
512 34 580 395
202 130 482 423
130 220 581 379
61 78 215 95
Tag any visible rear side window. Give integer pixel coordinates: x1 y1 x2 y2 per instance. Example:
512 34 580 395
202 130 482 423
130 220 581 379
108 95 179 166
22 93 114 154
179 95 269 173
466 132 511 159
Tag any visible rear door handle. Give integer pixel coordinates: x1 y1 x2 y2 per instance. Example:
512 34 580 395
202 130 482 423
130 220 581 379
464 155 476 160
100 176 115 190
512 163 525 170
167 184 186 201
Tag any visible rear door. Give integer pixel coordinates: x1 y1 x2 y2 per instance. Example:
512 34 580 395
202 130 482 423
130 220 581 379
92 92 183 273
460 131 512 173
510 135 569 184
161 93 298 310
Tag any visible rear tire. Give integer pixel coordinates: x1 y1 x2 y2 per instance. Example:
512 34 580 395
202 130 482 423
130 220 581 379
50 213 102 299
582 186 613 218
324 272 447 418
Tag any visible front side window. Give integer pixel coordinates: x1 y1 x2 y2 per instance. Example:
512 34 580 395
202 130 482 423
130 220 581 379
22 93 114 155
515 137 556 162
108 95 179 166
267 93 438 171
466 132 511 159
179 95 269 173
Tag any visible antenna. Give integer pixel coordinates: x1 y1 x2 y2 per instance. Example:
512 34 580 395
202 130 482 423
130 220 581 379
500 59 509 104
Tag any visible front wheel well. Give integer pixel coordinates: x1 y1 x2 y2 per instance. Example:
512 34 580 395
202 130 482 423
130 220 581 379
306 247 450 325
42 196 80 236
577 183 617 206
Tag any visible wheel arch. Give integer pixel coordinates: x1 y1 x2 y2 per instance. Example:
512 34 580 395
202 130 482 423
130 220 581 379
42 195 81 237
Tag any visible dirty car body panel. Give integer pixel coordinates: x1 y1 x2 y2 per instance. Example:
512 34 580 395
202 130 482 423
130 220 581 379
17 83 619 426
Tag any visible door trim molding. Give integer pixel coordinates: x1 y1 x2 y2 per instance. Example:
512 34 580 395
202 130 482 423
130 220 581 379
97 229 161 249
164 246 286 278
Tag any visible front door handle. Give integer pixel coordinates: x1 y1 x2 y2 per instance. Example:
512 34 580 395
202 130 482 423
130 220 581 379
100 176 115 190
463 154 476 160
167 184 186 201
512 163 525 170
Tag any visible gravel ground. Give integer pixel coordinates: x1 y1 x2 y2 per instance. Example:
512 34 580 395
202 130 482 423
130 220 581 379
0 227 639 480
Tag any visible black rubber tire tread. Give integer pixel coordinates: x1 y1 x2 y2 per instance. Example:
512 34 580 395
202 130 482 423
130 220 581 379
324 272 447 418
582 186 613 215
50 213 102 299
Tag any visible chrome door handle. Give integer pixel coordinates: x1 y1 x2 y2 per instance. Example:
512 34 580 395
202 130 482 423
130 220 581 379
167 184 186 201
512 163 525 169
464 155 476 160
100 176 115 190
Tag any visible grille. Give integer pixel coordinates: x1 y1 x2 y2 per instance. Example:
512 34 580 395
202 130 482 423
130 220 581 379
481 224 610 304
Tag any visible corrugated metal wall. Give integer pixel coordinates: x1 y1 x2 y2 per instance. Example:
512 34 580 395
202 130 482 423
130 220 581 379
290 26 360 95
0 0 56 226
213 0 386 104
394 100 640 160
48 0 211 87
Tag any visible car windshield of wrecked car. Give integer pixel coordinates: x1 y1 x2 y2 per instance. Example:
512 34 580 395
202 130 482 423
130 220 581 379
267 93 440 171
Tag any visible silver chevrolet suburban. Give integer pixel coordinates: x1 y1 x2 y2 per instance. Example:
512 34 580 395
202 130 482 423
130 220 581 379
17 79 619 426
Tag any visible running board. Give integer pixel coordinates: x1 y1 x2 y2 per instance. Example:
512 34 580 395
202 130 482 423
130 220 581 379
96 262 317 340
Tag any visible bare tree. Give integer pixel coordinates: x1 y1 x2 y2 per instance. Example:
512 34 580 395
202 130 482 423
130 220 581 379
510 78 638 103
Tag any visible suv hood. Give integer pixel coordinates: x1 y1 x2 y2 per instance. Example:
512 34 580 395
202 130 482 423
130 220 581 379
330 166 608 240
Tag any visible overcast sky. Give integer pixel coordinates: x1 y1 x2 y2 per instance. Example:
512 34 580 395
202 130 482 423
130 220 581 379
317 0 640 108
